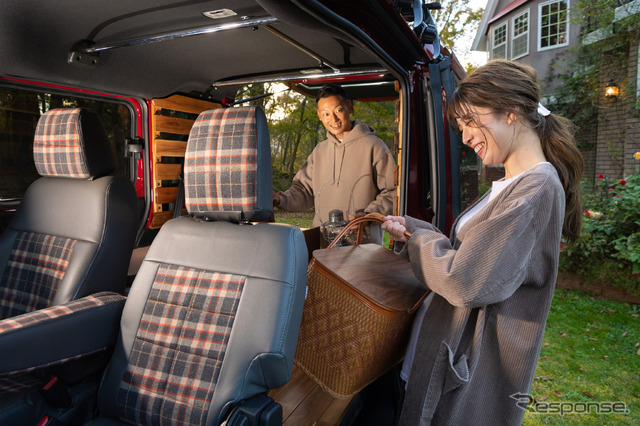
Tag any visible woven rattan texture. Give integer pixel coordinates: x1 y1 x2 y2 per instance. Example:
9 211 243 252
294 265 413 398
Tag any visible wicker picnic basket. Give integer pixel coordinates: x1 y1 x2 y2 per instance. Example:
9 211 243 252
294 213 429 398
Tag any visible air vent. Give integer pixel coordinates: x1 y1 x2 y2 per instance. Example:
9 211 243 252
202 9 237 19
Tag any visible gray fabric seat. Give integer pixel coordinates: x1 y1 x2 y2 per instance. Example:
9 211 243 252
90 106 308 425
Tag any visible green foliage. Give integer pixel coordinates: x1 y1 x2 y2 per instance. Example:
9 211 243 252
432 0 483 58
239 83 398 192
560 174 640 294
523 289 640 425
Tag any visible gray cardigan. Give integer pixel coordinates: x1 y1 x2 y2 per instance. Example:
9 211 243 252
397 163 565 425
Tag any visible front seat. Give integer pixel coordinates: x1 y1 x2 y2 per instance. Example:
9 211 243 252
0 108 139 319
89 106 308 425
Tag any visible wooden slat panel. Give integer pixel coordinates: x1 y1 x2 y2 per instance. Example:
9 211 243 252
155 187 179 204
153 115 195 136
152 94 219 115
154 139 187 159
154 163 182 181
149 211 174 229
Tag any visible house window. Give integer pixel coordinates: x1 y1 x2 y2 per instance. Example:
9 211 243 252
492 22 507 59
511 10 530 59
539 0 569 50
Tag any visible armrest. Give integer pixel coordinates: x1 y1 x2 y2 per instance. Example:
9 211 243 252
222 394 282 426
0 291 125 375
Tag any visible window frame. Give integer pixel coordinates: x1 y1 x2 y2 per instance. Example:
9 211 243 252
538 0 570 51
511 9 530 60
491 21 508 59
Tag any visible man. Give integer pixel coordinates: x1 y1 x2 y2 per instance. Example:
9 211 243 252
273 84 396 244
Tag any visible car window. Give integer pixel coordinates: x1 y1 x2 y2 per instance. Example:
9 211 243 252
0 86 132 199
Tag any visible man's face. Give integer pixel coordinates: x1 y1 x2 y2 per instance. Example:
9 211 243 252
317 95 353 140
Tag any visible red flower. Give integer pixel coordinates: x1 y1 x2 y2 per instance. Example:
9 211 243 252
609 188 614 192
598 173 604 179
619 179 626 185
462 152 466 157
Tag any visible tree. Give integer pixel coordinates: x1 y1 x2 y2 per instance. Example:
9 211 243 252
432 0 483 57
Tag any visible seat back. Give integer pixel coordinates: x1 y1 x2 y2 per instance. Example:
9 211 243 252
0 108 139 319
96 107 307 425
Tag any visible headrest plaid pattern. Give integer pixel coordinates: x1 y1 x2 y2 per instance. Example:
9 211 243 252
184 107 259 215
33 108 116 179
33 108 91 178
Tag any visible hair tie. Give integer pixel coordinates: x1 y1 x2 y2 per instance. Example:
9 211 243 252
537 102 551 117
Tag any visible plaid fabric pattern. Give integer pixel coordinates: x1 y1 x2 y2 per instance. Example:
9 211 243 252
117 263 245 425
184 107 258 214
33 108 91 178
0 292 125 334
0 232 77 319
0 374 45 397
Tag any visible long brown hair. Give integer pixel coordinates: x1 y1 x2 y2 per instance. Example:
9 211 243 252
447 59 583 248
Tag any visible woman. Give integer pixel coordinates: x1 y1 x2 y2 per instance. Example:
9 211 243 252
382 59 583 425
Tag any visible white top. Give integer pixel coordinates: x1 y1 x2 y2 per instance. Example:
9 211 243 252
400 163 551 385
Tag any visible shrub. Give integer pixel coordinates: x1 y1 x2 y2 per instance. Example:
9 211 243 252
559 173 640 295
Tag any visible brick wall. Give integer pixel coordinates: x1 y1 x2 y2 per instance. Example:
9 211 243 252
595 36 640 180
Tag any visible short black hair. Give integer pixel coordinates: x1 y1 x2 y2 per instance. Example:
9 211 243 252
316 84 349 104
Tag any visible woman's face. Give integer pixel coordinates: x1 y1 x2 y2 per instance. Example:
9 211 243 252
455 105 514 166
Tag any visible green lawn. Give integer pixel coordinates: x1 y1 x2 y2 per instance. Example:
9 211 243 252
523 289 639 425
275 212 639 424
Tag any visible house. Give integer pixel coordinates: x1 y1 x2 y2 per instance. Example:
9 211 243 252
472 0 640 181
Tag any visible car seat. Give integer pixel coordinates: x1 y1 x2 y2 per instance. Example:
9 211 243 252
87 106 308 425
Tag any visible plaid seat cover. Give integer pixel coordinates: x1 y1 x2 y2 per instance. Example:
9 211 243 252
33 108 91 178
184 107 258 214
0 232 76 319
0 292 124 334
0 373 45 398
117 263 245 425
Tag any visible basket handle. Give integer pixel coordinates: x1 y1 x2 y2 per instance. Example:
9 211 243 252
327 213 430 312
327 212 412 248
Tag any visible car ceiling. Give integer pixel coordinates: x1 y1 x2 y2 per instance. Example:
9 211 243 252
0 0 403 102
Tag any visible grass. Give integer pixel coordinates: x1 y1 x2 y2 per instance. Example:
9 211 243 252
275 211 640 424
273 209 314 229
523 289 640 425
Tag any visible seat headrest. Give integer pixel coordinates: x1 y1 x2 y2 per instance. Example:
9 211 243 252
33 108 117 179
184 106 273 223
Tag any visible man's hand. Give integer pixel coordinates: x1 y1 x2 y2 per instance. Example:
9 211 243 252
272 191 280 207
347 212 366 221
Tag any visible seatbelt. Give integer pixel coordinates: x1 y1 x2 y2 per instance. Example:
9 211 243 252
173 172 185 218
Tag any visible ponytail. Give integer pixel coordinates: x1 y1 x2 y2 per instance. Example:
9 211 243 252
448 59 584 248
535 113 583 248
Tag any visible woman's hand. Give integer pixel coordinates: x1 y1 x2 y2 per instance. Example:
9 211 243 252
381 215 408 243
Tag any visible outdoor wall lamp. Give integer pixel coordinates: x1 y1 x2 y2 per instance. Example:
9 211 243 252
605 80 619 99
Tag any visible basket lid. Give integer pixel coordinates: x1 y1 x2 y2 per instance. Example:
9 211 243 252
311 244 428 314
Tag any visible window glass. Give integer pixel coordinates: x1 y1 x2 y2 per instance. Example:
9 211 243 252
0 86 131 199
512 10 530 59
539 0 569 49
492 23 507 59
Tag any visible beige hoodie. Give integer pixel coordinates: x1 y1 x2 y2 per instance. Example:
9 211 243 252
277 120 396 228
